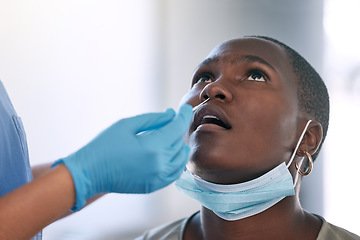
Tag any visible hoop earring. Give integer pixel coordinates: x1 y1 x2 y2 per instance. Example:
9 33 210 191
295 151 313 176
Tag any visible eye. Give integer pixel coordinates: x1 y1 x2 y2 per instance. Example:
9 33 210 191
195 75 213 84
247 71 266 82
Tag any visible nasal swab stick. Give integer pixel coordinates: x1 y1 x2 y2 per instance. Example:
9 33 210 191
192 98 210 112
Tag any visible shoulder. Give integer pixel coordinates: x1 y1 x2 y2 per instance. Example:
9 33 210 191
316 215 360 240
135 212 198 240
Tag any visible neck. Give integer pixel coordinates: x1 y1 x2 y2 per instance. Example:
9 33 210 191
185 196 321 240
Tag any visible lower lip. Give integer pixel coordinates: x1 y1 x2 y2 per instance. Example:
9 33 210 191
195 123 227 132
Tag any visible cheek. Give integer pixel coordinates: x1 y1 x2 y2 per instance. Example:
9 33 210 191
179 88 202 107
237 94 297 146
179 90 197 144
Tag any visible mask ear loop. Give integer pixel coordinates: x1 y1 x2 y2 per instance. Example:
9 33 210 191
286 120 312 186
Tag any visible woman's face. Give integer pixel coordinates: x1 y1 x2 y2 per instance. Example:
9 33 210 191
180 38 304 184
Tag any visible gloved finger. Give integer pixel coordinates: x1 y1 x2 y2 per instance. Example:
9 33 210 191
120 108 176 134
169 136 184 153
144 104 192 145
157 136 184 163
148 145 190 193
166 144 191 181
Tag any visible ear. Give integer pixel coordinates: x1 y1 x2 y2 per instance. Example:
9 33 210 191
299 121 323 155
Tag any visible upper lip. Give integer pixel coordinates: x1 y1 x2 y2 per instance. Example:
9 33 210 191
192 103 232 130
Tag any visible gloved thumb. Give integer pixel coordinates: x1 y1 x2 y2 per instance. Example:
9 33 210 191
121 108 176 134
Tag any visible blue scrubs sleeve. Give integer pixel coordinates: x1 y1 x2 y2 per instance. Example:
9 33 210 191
0 80 42 240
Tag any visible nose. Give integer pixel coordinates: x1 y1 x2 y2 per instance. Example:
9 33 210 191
199 78 233 103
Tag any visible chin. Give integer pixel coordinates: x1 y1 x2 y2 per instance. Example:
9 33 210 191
188 144 262 184
188 145 228 177
189 134 232 166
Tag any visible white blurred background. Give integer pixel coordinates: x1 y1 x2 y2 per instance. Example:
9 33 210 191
0 0 359 239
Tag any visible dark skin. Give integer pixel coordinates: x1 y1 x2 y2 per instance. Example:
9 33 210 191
179 38 323 240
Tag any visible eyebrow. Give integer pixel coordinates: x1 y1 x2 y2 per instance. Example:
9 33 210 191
198 55 275 71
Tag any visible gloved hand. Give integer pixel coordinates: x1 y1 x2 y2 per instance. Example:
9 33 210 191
53 104 193 210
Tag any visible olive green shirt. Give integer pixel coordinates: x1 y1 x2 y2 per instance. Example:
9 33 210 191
136 213 359 240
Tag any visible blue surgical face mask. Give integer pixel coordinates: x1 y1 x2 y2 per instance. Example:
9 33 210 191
175 120 312 221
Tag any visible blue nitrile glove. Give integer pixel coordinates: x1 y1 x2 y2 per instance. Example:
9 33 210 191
53 104 193 210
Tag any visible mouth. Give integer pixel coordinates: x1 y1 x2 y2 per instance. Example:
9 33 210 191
193 106 232 130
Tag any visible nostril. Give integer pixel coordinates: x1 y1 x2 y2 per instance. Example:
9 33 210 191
215 94 225 100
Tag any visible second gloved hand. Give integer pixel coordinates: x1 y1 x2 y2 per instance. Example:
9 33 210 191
54 104 193 210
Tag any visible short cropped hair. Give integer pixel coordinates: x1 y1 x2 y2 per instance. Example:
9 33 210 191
248 36 330 161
